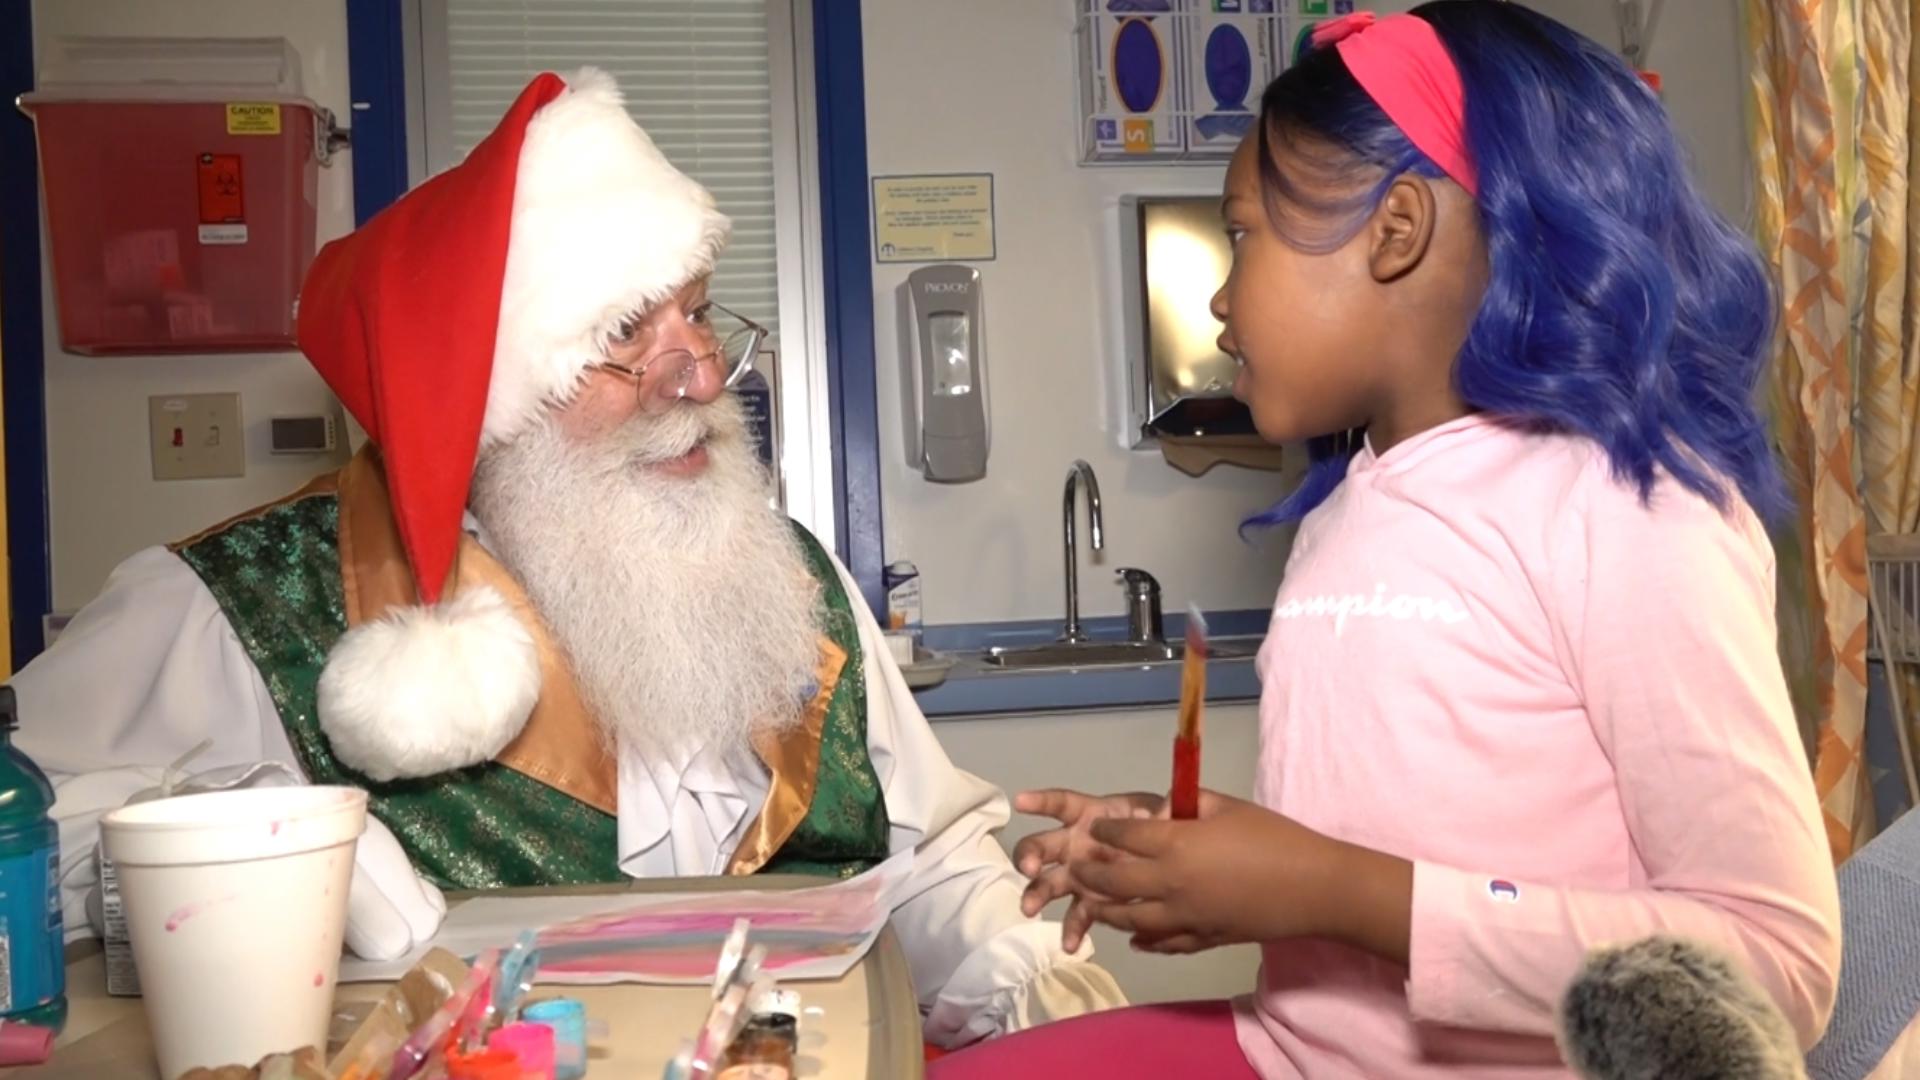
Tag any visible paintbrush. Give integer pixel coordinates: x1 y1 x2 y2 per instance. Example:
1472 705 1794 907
687 944 768 1078
1171 606 1207 820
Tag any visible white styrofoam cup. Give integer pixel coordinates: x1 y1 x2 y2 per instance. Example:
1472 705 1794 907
101 785 367 1079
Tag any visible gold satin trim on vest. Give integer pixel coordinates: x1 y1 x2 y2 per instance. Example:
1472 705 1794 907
727 636 848 876
464 555 621 818
334 449 419 620
334 448 619 816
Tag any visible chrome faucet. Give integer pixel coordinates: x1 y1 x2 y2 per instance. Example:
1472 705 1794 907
1061 460 1104 643
1116 567 1164 643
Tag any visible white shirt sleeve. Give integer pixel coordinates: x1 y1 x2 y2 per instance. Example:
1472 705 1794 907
828 556 1127 1046
11 548 296 940
10 547 444 959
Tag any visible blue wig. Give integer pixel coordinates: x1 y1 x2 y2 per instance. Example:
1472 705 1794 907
1245 0 1787 529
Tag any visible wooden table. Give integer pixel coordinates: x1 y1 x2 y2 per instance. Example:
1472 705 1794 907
10 875 926 1079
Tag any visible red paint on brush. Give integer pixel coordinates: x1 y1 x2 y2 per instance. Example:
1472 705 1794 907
1170 606 1208 820
1171 736 1201 820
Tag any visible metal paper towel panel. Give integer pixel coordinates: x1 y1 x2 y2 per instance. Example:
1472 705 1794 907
1118 195 1261 448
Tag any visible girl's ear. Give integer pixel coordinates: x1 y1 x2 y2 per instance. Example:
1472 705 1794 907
1367 174 1438 283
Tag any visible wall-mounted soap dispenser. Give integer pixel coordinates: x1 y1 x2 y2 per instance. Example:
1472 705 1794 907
1117 195 1283 476
900 264 991 483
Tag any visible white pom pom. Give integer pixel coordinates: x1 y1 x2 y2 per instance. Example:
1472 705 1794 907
317 586 542 781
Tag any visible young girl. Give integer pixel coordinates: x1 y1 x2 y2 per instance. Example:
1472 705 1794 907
930 3 1840 1077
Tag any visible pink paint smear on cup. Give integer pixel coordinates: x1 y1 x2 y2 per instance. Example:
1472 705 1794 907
165 894 238 932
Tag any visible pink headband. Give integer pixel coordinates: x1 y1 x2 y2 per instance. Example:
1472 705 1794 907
1311 12 1478 196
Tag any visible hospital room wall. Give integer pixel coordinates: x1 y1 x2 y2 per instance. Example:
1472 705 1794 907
28 0 354 616
859 0 1749 627
26 0 1747 626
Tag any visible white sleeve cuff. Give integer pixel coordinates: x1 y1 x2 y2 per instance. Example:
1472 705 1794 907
921 920 1129 1048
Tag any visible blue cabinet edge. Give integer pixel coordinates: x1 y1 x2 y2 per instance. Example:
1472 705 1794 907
918 656 1261 719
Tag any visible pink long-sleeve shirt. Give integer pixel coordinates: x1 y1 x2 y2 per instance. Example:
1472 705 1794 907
1234 415 1841 1078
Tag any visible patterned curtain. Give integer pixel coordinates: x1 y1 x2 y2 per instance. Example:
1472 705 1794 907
1745 0 1876 861
1857 1 1920 801
1859 6 1920 539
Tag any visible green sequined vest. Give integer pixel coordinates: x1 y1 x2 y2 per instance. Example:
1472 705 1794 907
173 489 890 888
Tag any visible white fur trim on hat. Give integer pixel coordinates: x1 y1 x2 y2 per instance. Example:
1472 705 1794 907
316 586 542 781
483 66 733 446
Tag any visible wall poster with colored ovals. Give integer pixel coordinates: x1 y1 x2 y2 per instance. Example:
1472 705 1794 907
1076 0 1363 164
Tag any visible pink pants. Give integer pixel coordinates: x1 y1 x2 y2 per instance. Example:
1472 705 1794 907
927 1001 1259 1079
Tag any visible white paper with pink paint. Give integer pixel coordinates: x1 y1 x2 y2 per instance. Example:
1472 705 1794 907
336 848 911 985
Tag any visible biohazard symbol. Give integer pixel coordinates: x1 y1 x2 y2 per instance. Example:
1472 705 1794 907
196 153 246 224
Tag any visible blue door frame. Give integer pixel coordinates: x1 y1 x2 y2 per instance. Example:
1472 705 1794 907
0 2 52 667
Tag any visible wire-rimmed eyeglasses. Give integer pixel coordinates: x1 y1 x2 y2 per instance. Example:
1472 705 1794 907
593 299 766 414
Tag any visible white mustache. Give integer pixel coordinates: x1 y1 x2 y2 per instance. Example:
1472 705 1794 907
469 400 819 758
604 398 744 467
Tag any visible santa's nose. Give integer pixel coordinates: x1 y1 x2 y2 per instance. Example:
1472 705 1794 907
643 312 725 407
678 352 727 405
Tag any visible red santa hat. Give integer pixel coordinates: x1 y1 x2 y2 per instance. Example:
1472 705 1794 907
295 68 729 780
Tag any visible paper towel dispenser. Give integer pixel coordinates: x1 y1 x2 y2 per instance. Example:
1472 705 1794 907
1118 195 1262 449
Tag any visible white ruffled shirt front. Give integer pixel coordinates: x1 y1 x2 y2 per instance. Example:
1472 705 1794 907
14 536 1124 1046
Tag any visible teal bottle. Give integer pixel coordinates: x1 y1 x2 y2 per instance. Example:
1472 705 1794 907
0 686 65 1031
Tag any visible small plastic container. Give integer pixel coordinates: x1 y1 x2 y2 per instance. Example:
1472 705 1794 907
445 1046 524 1080
883 560 923 638
0 1020 54 1067
521 998 588 1080
17 36 329 355
719 1015 798 1080
489 1021 556 1080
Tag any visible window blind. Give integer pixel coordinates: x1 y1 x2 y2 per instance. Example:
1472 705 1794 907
444 0 781 337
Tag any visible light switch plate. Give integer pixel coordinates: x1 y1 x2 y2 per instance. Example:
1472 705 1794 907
150 393 245 481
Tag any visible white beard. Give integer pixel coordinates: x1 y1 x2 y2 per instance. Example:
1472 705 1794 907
469 396 823 759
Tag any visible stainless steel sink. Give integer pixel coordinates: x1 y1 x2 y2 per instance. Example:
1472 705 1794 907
980 636 1261 670
983 640 1179 669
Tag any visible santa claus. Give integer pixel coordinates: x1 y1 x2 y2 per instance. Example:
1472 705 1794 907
13 69 1124 1045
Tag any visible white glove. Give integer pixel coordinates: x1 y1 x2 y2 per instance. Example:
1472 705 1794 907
344 813 447 960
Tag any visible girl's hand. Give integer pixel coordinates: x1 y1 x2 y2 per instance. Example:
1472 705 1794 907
1012 788 1239 952
1012 790 1158 933
1075 797 1415 960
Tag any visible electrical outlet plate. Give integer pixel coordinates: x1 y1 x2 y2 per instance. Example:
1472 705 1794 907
149 393 245 481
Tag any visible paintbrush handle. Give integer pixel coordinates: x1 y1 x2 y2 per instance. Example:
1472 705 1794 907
1176 692 1203 741
1170 735 1201 819
1176 635 1207 742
